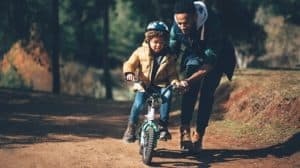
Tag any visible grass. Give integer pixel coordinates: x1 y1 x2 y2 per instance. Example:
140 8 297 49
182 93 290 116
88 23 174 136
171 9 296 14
209 119 300 145
233 69 300 99
209 68 300 146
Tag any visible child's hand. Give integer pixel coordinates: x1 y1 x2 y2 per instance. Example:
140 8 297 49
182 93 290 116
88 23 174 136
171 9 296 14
126 73 135 81
171 81 180 87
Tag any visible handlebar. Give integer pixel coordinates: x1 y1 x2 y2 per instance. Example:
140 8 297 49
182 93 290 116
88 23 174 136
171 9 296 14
160 84 175 97
125 79 177 97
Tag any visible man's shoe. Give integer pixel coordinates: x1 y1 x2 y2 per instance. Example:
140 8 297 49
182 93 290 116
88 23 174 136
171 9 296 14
180 126 193 153
122 124 136 143
192 131 203 153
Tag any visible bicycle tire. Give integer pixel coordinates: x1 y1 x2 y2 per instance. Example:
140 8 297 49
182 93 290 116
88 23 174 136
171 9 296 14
142 127 155 165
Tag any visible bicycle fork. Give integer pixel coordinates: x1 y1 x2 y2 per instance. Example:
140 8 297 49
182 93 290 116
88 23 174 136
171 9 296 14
140 106 160 147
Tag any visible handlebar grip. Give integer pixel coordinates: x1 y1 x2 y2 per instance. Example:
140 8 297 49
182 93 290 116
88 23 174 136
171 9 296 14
160 84 175 96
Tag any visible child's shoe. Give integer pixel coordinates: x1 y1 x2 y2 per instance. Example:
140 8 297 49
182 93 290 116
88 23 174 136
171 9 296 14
122 124 136 143
159 120 171 141
159 128 172 141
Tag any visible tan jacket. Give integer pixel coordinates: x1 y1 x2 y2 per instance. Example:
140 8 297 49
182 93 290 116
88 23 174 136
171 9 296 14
123 43 179 88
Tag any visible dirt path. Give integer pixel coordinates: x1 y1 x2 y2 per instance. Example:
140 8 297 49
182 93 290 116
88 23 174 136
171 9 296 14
0 90 299 168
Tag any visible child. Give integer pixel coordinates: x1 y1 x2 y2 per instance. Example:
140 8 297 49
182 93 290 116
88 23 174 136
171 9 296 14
122 21 179 143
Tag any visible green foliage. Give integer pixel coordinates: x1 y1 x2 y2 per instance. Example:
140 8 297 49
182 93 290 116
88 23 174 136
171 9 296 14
109 0 144 63
1 0 299 72
254 5 300 68
261 0 300 25
211 0 266 56
129 0 176 25
0 66 31 90
59 0 104 66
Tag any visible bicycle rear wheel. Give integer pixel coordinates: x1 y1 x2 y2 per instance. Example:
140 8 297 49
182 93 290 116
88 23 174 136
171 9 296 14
141 127 155 165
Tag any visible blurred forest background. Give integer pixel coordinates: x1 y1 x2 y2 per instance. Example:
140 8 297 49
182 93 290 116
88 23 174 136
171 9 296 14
0 0 299 100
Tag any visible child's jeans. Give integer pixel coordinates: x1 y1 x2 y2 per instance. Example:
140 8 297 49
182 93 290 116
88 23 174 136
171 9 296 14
128 87 172 125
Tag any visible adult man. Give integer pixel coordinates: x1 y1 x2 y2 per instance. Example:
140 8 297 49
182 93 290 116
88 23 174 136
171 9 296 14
169 0 236 153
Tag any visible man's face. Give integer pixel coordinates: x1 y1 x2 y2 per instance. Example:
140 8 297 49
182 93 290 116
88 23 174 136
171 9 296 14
175 13 195 34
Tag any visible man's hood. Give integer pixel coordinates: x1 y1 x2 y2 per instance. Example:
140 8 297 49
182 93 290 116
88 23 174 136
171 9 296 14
174 1 208 30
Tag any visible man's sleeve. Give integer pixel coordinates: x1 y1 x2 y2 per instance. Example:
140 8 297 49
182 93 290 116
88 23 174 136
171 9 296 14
203 12 224 67
167 55 179 84
169 24 181 56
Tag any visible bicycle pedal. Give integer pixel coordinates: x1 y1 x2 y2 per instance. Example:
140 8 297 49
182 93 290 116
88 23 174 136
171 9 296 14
159 135 172 141
159 137 168 141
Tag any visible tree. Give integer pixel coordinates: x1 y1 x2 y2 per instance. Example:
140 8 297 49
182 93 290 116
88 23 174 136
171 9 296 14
261 0 300 25
208 0 266 68
109 0 144 64
102 0 113 100
52 0 60 93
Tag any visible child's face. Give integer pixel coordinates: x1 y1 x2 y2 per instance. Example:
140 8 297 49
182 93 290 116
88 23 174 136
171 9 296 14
149 37 165 53
175 13 195 34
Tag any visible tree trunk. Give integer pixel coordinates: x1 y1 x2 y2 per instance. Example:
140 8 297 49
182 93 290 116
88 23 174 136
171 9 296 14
52 0 60 94
75 5 85 62
11 0 28 40
235 49 254 69
102 0 113 100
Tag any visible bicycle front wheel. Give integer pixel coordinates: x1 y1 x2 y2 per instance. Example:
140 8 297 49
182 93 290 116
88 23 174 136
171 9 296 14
141 126 155 165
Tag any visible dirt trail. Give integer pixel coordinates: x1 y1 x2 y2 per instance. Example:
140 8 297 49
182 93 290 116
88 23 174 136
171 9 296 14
0 89 299 168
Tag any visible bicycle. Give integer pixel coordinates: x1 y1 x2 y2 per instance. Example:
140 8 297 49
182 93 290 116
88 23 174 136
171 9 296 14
136 83 175 165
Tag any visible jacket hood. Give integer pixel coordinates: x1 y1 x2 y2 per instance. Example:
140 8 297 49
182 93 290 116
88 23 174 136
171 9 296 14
174 1 208 30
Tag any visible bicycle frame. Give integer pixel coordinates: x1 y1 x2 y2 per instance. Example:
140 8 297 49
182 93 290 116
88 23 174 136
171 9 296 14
140 93 161 148
138 84 174 165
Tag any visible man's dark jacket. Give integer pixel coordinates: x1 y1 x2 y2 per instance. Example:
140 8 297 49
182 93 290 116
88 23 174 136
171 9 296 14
169 9 236 80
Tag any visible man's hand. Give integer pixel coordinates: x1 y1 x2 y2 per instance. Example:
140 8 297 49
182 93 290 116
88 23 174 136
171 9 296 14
173 80 189 93
185 64 212 84
179 80 189 88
